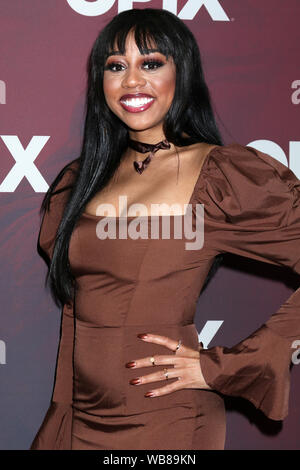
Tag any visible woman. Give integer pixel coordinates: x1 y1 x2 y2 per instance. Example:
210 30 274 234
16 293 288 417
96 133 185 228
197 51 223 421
30 8 300 450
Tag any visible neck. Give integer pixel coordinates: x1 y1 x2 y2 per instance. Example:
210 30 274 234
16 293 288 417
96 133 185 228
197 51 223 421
128 130 166 145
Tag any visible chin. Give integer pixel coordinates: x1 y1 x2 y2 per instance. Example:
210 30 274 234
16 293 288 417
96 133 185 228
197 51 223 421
128 125 161 134
124 119 159 130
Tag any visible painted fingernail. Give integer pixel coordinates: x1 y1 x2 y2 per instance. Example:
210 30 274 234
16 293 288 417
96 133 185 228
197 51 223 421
130 378 141 385
137 333 148 339
125 361 136 368
145 391 155 397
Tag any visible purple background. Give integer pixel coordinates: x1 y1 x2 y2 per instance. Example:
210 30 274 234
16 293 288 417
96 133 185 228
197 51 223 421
0 0 299 449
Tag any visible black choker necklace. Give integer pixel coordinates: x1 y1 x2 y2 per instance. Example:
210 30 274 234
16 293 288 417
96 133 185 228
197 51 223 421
128 138 171 174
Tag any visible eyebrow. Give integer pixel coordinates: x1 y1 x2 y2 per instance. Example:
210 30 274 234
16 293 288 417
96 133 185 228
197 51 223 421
107 48 163 57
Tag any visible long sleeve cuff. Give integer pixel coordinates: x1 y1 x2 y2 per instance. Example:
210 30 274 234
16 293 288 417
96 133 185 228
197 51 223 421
199 324 292 421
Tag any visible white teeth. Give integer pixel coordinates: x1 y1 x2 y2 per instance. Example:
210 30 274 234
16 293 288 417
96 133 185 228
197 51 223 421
122 97 154 107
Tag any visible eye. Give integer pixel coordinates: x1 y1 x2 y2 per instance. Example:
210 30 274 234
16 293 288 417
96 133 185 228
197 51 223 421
142 60 164 70
104 62 125 72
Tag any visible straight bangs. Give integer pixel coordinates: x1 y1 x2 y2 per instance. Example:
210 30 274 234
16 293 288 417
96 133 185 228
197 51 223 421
102 18 178 62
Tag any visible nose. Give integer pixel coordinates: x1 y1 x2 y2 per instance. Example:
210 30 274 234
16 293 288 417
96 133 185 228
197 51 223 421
121 66 147 89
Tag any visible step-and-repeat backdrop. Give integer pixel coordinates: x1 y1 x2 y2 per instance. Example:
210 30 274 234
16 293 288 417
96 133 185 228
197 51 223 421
1 0 299 450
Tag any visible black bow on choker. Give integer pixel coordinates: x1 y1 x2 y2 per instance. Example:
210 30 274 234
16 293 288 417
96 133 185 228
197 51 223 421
128 138 171 174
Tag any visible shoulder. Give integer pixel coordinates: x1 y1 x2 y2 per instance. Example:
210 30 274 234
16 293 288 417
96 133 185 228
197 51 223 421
197 142 299 227
43 156 81 218
202 141 298 189
38 158 80 260
50 158 80 200
204 142 293 179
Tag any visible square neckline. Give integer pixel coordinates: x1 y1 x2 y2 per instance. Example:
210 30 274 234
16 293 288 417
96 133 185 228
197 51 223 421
81 143 225 220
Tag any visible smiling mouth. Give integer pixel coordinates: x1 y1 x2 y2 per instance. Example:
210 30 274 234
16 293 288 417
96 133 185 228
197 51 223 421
119 96 155 113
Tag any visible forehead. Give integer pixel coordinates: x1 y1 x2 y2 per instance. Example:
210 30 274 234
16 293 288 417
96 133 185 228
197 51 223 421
106 29 170 59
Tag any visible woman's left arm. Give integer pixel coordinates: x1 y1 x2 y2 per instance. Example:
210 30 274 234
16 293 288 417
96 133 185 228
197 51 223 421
197 143 300 421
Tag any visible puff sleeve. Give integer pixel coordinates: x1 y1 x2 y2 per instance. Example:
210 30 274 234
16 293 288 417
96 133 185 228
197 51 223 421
198 143 300 421
30 160 79 450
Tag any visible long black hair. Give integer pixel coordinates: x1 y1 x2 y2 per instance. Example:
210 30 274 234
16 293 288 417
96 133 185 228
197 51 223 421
40 8 224 308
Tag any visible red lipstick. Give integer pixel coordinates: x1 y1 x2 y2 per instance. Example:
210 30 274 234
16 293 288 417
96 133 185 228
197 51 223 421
120 93 155 113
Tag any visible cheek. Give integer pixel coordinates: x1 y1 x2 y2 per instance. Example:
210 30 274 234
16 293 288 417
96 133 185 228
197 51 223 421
103 76 118 106
154 73 176 104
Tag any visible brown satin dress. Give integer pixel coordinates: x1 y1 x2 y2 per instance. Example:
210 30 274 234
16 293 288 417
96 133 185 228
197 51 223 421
30 143 300 450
